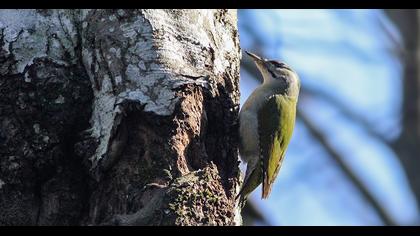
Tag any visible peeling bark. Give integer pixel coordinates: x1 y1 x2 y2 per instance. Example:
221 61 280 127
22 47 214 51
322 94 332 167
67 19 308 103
0 9 242 225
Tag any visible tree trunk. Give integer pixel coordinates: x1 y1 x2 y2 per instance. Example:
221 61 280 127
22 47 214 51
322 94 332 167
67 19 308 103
385 10 420 220
0 9 242 226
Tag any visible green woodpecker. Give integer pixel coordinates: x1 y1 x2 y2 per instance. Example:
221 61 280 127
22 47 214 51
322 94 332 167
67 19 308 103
237 51 300 204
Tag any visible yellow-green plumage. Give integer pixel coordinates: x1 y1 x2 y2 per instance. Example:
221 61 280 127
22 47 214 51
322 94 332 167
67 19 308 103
238 95 297 200
260 95 297 198
237 51 299 205
237 158 262 201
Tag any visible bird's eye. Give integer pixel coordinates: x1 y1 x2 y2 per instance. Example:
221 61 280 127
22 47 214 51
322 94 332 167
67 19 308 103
269 60 282 67
270 60 293 72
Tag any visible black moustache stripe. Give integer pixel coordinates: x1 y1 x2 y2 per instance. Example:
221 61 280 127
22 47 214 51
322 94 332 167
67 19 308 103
268 69 277 78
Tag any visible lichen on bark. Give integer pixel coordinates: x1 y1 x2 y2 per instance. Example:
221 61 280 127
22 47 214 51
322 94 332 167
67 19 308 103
0 9 242 225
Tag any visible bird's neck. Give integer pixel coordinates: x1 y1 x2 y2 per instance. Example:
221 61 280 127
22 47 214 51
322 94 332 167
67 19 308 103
260 80 287 96
261 78 299 98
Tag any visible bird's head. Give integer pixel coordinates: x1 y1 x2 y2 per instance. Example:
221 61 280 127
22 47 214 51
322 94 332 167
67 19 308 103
245 51 300 93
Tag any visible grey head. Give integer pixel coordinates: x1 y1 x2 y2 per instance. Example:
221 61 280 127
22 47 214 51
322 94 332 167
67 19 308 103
245 50 300 96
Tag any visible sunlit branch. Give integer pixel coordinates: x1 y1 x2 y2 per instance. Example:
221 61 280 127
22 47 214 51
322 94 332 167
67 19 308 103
299 86 389 143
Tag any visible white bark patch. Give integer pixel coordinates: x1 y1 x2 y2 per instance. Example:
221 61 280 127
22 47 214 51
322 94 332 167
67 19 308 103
82 9 240 171
33 123 40 134
88 89 119 168
1 9 241 225
24 72 31 82
233 204 243 226
54 94 66 104
0 10 78 75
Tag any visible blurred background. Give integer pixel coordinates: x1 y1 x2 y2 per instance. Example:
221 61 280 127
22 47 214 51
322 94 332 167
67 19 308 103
238 9 420 226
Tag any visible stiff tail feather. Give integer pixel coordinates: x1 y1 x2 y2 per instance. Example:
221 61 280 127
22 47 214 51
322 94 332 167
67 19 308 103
236 165 261 208
235 170 252 209
235 190 248 209
261 172 273 199
262 160 283 199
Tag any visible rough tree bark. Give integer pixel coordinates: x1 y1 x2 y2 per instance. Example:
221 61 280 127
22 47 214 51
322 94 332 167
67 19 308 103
0 9 242 226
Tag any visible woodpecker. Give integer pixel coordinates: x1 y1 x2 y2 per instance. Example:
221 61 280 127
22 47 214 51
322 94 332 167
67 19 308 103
237 51 300 205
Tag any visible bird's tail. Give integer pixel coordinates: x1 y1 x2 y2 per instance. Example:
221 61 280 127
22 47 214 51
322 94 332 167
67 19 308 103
262 175 273 199
236 195 248 209
236 162 262 208
235 184 251 210
262 158 282 199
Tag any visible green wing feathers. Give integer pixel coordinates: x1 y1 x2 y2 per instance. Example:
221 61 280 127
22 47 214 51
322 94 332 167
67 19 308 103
259 95 297 199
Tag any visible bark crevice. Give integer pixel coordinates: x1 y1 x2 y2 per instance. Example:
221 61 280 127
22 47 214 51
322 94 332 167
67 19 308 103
0 9 241 226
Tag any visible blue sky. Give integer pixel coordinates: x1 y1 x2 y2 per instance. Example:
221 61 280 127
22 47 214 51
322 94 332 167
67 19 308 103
238 9 420 226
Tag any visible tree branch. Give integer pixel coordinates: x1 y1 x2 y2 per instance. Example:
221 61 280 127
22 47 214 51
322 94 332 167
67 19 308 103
298 109 396 226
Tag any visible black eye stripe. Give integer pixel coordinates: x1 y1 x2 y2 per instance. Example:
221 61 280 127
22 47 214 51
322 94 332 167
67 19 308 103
269 60 284 67
269 60 293 72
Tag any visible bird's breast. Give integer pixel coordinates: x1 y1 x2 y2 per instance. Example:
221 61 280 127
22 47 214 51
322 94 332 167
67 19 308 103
239 86 274 162
238 82 292 161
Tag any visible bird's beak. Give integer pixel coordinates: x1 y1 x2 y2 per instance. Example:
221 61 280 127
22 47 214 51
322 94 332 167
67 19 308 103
245 51 265 62
245 50 271 75
245 50 269 69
